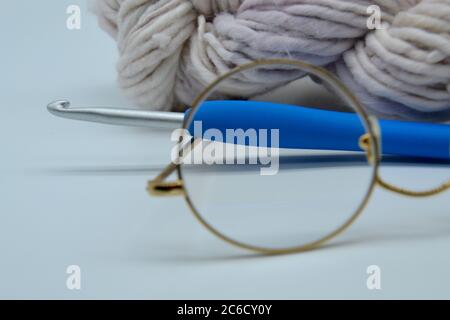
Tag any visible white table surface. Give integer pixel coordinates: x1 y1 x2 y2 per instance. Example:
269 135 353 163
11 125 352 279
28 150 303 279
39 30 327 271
1 1 449 299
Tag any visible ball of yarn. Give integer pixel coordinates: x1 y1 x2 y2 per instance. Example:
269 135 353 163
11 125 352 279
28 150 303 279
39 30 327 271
94 0 450 121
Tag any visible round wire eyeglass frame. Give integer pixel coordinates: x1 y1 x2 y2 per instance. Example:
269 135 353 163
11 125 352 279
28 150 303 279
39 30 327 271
148 58 449 255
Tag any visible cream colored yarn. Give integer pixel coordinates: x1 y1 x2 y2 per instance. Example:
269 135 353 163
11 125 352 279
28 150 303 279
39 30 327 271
94 0 450 121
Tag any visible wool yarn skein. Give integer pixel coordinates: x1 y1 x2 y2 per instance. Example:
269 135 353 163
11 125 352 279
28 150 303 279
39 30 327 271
94 0 450 121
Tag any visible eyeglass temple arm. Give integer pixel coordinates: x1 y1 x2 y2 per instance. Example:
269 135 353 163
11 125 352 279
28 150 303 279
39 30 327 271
47 100 184 130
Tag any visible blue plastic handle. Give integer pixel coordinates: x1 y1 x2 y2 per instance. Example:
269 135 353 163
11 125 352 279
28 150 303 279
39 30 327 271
187 100 450 161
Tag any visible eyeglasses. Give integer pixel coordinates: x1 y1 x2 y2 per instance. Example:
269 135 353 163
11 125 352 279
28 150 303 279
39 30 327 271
48 59 450 254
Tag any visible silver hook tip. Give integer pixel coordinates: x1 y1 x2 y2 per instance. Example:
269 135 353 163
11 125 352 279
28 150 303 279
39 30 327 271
47 100 71 115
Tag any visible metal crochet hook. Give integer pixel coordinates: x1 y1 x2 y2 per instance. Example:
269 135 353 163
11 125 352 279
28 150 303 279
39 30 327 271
47 100 183 130
48 99 450 161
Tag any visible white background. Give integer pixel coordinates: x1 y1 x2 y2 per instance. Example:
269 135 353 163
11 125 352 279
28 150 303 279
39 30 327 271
0 1 449 299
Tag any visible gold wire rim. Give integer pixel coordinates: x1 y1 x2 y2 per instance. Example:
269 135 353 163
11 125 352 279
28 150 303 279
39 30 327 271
376 175 450 197
176 59 381 254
